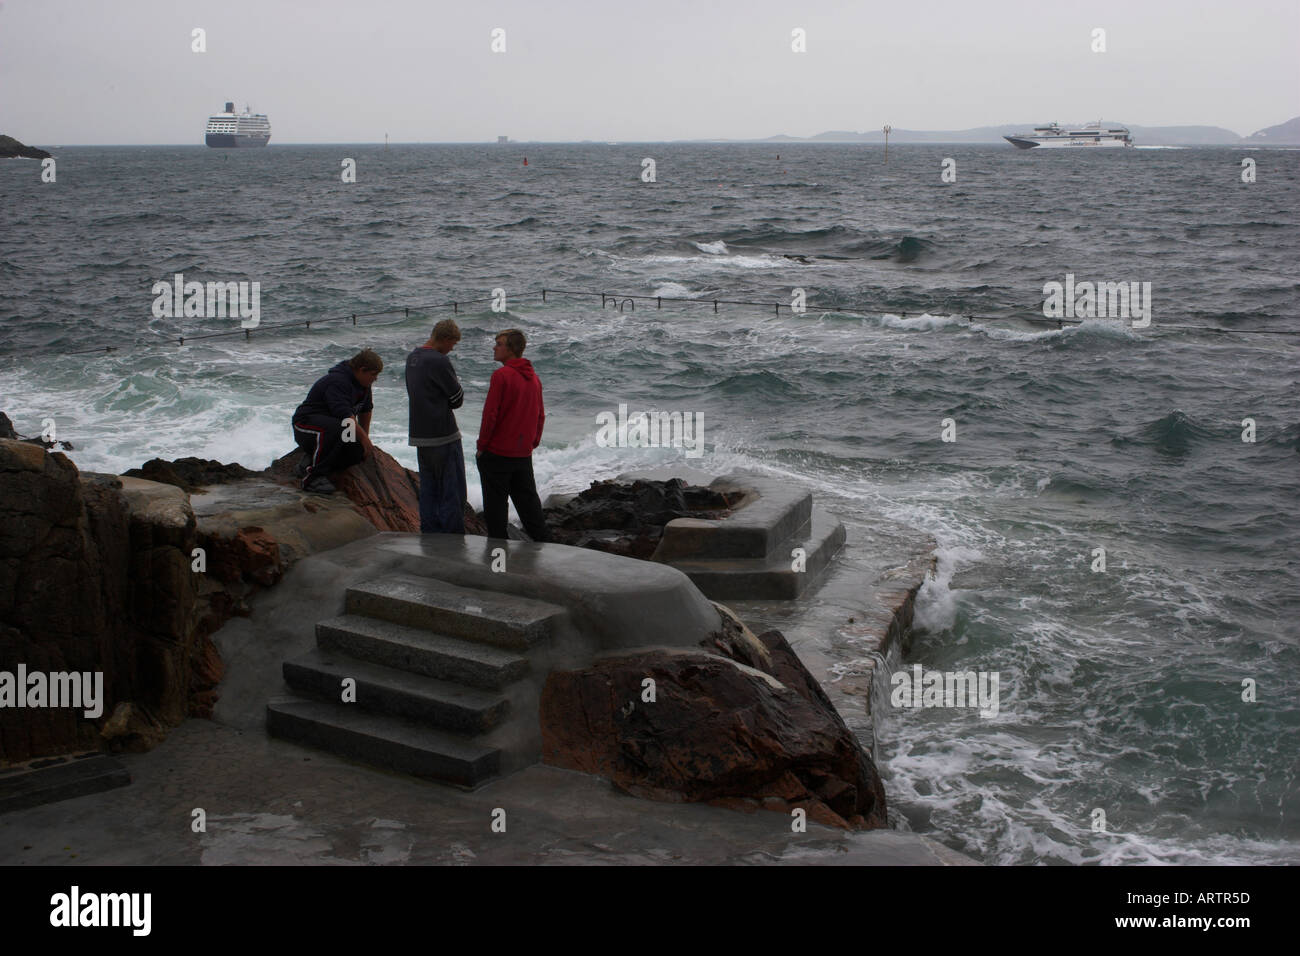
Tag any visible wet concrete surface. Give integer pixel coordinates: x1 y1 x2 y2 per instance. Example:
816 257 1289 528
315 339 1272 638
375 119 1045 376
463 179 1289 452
0 718 972 865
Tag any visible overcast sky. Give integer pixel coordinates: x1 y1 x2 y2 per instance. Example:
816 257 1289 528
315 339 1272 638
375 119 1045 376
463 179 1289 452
1 0 1296 144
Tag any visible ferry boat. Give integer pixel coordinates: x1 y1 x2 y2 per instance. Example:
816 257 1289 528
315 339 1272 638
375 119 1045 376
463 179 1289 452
1004 122 1133 149
205 102 271 148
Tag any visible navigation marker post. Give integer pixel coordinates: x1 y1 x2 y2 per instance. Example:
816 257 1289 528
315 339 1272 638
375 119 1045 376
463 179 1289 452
883 125 892 163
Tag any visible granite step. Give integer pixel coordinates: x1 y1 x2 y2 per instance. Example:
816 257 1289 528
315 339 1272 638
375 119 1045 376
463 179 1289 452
0 753 131 815
345 574 565 650
283 648 511 734
655 485 813 561
316 614 530 690
266 697 501 788
666 505 846 600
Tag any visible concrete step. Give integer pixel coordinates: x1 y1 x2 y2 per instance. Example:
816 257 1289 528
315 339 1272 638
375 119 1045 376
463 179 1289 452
266 696 501 788
283 648 511 734
0 753 131 815
345 574 565 650
655 484 813 561
665 505 846 600
316 614 530 690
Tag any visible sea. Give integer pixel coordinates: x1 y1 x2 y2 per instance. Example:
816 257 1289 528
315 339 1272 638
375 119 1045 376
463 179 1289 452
2 142 1297 865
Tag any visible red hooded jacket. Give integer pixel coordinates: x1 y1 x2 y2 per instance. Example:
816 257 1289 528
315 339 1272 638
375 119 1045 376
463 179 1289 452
478 357 545 457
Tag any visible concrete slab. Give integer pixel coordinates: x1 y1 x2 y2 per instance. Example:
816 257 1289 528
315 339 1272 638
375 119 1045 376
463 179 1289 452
0 718 975 865
0 753 130 815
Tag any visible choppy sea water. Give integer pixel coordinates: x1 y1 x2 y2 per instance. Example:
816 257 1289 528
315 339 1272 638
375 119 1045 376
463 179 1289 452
2 143 1298 864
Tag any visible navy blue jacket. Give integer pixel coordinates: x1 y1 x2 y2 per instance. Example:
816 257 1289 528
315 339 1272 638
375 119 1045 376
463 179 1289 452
293 361 373 424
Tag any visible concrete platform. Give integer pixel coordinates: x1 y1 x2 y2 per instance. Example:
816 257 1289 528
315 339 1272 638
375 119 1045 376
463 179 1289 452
641 473 848 599
264 533 732 786
0 718 975 865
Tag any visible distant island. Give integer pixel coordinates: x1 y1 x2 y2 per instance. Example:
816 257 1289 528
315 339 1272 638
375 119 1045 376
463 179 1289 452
758 116 1300 147
0 134 51 159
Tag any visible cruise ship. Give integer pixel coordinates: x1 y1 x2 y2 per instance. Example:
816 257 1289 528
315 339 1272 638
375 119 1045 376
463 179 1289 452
204 102 271 148
1004 122 1133 149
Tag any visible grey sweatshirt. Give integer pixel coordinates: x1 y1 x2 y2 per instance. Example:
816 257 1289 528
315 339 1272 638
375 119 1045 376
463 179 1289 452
405 346 464 446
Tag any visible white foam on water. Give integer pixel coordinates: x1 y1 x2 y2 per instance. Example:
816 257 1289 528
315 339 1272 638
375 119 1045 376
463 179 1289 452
650 282 705 299
913 544 984 634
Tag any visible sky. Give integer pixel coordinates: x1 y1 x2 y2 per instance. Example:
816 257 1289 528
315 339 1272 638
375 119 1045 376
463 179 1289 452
1 0 1296 144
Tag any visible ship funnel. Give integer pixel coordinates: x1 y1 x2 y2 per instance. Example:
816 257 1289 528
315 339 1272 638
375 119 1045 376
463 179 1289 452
224 101 235 113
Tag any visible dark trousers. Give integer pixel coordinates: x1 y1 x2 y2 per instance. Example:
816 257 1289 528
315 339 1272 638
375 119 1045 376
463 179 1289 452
293 415 363 485
477 451 549 541
417 442 467 534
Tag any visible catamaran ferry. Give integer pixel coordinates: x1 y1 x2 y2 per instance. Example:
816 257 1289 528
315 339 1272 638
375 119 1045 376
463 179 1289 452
1004 122 1133 149
205 102 271 148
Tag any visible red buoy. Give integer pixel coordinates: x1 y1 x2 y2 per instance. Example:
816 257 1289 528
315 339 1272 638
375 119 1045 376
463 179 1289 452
523 156 528 166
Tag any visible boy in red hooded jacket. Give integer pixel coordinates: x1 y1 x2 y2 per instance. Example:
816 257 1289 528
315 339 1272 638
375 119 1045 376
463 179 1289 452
476 329 550 541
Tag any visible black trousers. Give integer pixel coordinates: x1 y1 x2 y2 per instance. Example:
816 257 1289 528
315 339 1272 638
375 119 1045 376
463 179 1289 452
477 451 549 541
293 414 364 485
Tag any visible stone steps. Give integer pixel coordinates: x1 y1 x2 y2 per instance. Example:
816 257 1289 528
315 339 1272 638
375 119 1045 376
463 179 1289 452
668 506 847 599
316 614 530 690
268 573 564 789
282 647 511 734
266 697 500 788
345 573 565 649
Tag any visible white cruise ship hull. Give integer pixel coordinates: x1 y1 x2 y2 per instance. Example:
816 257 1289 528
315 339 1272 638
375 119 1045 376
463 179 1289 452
1005 135 1131 149
205 101 271 149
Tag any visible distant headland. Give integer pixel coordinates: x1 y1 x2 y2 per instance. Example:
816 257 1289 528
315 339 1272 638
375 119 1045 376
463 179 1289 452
0 134 51 159
759 116 1300 146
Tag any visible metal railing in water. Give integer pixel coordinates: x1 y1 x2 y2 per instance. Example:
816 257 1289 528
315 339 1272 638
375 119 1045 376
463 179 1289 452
15 287 1299 358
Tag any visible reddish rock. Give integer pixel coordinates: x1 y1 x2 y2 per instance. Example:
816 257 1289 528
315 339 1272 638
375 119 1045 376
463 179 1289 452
270 445 488 536
539 644 887 829
201 526 285 587
333 449 421 533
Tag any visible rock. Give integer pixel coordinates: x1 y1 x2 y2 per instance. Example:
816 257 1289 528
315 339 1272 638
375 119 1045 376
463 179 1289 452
0 411 73 451
539 641 887 829
98 701 167 752
123 457 256 492
705 601 773 672
334 450 422 533
0 443 227 763
200 526 284 588
543 478 733 559
0 134 51 160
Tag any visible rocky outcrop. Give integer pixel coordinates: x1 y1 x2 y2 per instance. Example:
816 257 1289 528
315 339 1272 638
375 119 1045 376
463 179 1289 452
0 134 51 160
542 478 733 559
0 429 501 763
0 411 73 451
539 602 888 830
0 442 220 761
123 457 257 492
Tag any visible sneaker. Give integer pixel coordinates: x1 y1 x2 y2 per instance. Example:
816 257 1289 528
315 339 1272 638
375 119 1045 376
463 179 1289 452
293 456 310 479
303 475 337 494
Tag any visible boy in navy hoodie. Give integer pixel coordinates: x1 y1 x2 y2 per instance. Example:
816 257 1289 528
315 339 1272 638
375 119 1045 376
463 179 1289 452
291 349 382 493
